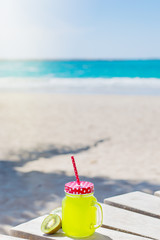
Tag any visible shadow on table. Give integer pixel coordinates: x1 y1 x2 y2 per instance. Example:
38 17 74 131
43 228 112 240
0 142 160 234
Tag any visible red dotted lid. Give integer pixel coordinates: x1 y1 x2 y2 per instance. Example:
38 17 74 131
65 181 94 195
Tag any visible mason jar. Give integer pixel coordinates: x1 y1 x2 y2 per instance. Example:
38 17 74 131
62 181 103 238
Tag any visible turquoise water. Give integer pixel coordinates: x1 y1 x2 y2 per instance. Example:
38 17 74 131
0 60 160 78
0 60 160 95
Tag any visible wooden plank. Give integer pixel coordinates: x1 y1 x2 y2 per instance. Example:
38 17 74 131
97 229 149 240
10 215 148 240
104 191 160 219
102 203 160 240
0 234 28 239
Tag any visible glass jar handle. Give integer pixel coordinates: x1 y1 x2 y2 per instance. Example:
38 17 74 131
91 201 103 229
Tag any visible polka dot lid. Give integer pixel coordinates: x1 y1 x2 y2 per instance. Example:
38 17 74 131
65 181 94 195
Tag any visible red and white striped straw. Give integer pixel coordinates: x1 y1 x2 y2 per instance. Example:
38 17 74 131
71 156 80 185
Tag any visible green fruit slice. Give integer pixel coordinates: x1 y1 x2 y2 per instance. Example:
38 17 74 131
50 207 62 221
41 214 61 234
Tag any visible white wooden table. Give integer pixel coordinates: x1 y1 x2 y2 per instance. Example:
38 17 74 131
0 234 27 240
9 191 160 240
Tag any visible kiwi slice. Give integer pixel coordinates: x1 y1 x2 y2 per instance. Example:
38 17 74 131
41 214 62 234
50 207 62 221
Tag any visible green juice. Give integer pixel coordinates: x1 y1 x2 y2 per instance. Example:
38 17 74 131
62 193 97 238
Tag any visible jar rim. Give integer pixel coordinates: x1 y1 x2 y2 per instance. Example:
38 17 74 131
65 191 94 197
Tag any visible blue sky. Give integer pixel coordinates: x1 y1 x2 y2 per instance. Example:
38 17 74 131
0 0 160 59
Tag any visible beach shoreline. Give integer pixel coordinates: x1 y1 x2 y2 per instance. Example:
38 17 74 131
0 93 160 234
0 76 160 96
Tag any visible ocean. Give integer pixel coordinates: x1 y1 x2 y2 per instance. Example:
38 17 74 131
0 60 160 95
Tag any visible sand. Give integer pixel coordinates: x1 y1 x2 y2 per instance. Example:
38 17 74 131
0 93 160 234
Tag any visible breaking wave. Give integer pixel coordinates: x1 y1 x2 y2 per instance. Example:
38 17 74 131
0 77 160 95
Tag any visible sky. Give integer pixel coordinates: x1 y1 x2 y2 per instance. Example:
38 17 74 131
0 0 160 59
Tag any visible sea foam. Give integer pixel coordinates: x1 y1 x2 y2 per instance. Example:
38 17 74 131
0 77 160 95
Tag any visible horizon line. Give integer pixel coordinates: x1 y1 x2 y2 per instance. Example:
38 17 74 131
0 58 160 61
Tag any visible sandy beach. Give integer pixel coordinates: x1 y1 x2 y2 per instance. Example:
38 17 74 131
0 93 160 234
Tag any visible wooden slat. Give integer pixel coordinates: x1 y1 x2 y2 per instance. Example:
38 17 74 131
0 234 28 239
104 191 160 219
102 203 160 240
10 215 148 240
97 229 149 240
